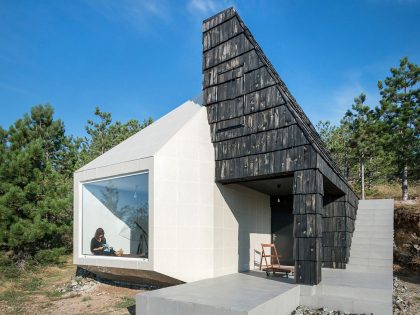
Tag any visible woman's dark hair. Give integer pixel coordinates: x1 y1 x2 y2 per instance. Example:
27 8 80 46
94 227 104 239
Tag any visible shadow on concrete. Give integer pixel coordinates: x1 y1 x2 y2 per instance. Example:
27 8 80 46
243 269 295 284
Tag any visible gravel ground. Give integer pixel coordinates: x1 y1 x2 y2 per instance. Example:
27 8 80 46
393 275 420 314
291 306 372 315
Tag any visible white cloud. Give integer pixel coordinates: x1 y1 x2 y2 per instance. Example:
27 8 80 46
188 0 217 14
323 81 380 125
0 82 27 95
187 0 235 17
85 0 171 32
368 0 418 4
332 83 364 113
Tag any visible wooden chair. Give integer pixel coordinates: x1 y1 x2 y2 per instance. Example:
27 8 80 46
260 243 294 277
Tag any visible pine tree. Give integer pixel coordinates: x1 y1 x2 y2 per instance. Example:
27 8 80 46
316 120 352 179
79 107 153 165
378 57 420 200
0 105 78 259
343 94 380 199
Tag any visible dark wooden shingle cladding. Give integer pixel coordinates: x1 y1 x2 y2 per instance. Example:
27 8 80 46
202 7 358 285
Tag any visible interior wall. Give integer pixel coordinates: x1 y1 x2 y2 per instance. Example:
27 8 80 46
82 187 132 254
153 107 216 283
81 172 149 257
214 183 271 277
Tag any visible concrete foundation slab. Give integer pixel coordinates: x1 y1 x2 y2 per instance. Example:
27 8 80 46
135 199 393 315
136 272 300 315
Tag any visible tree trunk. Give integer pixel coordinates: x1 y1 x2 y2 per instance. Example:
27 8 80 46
361 157 365 200
368 156 373 190
402 165 408 201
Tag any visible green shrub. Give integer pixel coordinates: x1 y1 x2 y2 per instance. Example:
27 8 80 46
115 296 135 309
21 277 43 291
81 296 92 302
44 289 65 299
34 247 67 265
0 252 20 279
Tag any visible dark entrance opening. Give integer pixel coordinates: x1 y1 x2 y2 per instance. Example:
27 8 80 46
270 195 294 266
241 176 295 267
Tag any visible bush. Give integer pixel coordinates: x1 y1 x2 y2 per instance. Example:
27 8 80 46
0 252 20 279
34 247 67 265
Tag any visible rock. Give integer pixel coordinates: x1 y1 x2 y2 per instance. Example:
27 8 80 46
393 277 411 314
57 275 99 294
291 305 371 315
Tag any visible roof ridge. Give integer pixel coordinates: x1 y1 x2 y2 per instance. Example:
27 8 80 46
202 6 235 24
232 11 355 194
76 100 201 173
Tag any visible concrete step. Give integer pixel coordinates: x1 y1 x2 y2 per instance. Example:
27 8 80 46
351 238 392 246
347 257 393 267
320 284 390 303
301 266 393 315
354 218 393 225
351 235 393 242
351 239 393 246
355 216 393 222
358 199 394 208
301 293 391 315
311 200 394 315
351 231 393 239
351 243 392 251
355 217 393 223
357 208 393 212
354 225 393 233
356 209 393 215
350 242 392 250
357 209 394 215
346 264 392 274
349 246 393 259
356 216 393 222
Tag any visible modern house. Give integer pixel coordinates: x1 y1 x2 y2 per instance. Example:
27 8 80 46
73 7 359 287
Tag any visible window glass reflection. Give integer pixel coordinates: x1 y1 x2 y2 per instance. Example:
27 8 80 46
82 173 148 258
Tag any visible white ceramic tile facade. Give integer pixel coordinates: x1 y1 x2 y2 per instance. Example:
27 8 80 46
213 183 271 276
153 108 215 282
154 108 271 282
74 104 271 283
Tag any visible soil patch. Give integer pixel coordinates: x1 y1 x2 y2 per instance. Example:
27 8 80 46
0 257 144 315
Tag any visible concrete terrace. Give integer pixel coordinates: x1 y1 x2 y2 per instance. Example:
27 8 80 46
136 199 393 315
137 272 300 315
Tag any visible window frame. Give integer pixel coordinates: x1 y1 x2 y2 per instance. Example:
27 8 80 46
79 170 150 261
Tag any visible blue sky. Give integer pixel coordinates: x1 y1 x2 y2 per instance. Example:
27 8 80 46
1 0 419 137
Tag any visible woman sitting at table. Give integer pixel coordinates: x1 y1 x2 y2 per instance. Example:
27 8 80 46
90 227 117 256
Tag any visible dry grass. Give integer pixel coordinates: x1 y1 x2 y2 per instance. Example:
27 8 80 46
0 255 142 315
366 182 420 200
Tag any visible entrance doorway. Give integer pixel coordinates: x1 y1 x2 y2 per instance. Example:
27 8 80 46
240 176 295 267
271 195 294 266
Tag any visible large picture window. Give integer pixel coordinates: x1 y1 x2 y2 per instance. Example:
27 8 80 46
82 172 149 259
